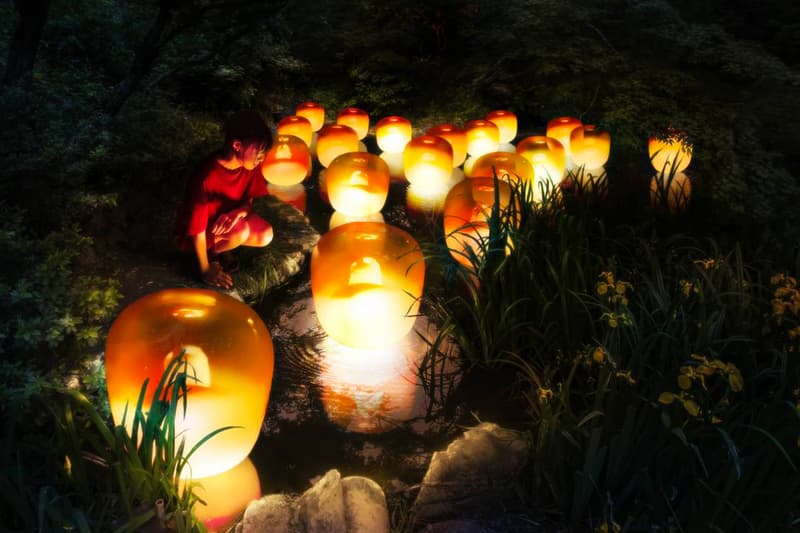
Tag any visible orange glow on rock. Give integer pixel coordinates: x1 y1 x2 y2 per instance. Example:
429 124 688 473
277 115 313 147
105 288 274 479
311 222 425 349
336 107 370 140
375 116 412 153
295 101 325 132
403 135 454 190
261 134 311 186
570 125 611 170
649 134 692 174
426 123 467 168
468 151 533 185
316 124 360 168
326 152 390 217
465 119 500 159
486 110 518 144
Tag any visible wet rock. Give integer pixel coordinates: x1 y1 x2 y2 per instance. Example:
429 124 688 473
412 422 530 527
240 494 295 533
297 469 346 533
342 476 389 533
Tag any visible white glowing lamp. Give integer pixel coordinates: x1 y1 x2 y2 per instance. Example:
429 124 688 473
295 101 326 132
486 110 518 144
260 134 311 186
649 133 692 174
468 151 534 186
427 123 467 168
403 135 453 190
375 116 412 153
311 222 425 349
316 124 360 168
515 136 566 199
326 152 390 217
465 119 500 158
546 116 583 159
104 289 274 479
277 115 313 147
570 125 611 170
443 178 516 269
336 107 370 140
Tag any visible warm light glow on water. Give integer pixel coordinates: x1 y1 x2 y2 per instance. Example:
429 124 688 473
188 457 261 532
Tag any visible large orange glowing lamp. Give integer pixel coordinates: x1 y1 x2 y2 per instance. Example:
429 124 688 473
327 152 390 217
403 135 454 189
277 115 313 147
104 288 275 479
261 134 311 187
468 151 533 186
316 124 360 168
443 178 517 269
295 101 325 132
515 135 565 202
486 110 518 149
337 107 370 140
427 124 467 168
546 116 582 167
311 222 425 349
649 132 692 175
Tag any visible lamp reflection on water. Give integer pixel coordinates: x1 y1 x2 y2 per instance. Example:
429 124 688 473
188 457 261 532
267 183 307 212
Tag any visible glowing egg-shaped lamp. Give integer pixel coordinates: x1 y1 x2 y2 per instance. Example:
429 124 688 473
443 178 515 269
469 151 533 186
311 222 425 349
261 134 311 186
570 125 611 170
403 135 454 190
649 133 692 174
326 152 390 217
376 116 412 153
465 119 500 159
316 124 360 168
650 171 691 214
105 288 274 479
336 107 370 140
295 101 325 132
277 115 313 147
486 110 518 144
515 136 566 200
427 123 468 168
546 116 583 160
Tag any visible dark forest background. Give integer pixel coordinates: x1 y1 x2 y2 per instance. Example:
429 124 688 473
1 0 799 406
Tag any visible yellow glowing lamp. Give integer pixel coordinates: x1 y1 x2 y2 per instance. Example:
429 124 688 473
316 124 360 168
311 222 425 349
650 171 691 214
426 123 467 168
104 288 274 479
546 116 582 159
336 107 370 140
468 151 533 185
465 119 500 158
295 101 325 132
570 125 611 170
515 135 566 197
443 178 516 268
260 134 311 186
375 116 412 153
486 110 518 144
403 135 454 190
649 133 692 174
277 115 313 147
326 152 390 217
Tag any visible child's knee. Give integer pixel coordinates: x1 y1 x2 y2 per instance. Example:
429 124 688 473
253 225 273 247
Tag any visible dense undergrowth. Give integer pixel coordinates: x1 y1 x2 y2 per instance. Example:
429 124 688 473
421 176 800 531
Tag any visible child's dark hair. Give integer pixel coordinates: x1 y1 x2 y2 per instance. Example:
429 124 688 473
223 110 272 150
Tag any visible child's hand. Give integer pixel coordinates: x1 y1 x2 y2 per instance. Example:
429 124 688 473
202 261 233 289
211 210 246 235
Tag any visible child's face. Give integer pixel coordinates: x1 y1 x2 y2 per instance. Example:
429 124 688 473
240 141 268 170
